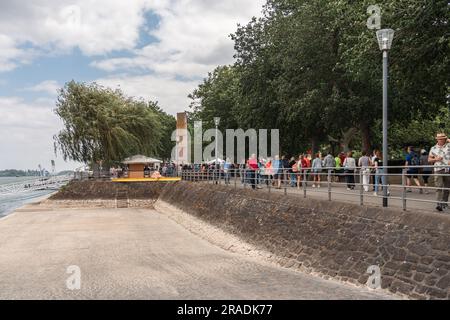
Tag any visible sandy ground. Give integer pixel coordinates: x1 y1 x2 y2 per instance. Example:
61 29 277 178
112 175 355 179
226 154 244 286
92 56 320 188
0 202 398 300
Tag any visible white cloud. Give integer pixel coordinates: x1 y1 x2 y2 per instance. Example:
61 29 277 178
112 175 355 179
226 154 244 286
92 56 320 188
97 74 199 115
0 97 80 170
92 0 265 79
92 0 265 114
25 80 60 96
0 34 35 72
0 0 152 70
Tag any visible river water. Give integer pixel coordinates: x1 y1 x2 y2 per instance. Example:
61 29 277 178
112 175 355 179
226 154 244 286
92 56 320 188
0 177 55 218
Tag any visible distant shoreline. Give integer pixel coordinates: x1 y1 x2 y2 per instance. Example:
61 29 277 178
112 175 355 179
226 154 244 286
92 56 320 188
0 175 41 178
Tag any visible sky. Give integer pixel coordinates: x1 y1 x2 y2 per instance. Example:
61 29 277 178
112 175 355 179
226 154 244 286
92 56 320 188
0 0 265 171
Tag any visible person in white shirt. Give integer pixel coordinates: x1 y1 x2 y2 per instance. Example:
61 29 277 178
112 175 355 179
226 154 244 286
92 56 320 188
311 153 323 188
428 133 450 212
358 151 373 192
343 151 356 190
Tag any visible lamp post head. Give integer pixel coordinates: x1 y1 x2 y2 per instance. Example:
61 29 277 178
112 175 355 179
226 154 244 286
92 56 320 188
376 28 395 51
214 117 221 127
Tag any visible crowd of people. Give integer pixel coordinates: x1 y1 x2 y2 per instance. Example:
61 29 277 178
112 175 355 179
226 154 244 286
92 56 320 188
181 132 450 212
108 132 450 212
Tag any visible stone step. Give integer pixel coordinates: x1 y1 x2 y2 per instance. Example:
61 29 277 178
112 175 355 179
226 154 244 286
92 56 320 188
116 200 129 208
116 189 129 208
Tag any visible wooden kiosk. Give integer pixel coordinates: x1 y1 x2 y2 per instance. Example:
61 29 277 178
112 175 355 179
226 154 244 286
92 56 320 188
112 155 181 182
123 155 162 179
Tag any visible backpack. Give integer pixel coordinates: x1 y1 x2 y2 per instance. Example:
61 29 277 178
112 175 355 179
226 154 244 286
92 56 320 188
292 162 299 172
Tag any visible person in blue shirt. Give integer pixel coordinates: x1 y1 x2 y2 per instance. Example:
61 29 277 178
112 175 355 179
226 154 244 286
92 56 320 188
405 146 423 193
224 158 232 185
273 155 282 189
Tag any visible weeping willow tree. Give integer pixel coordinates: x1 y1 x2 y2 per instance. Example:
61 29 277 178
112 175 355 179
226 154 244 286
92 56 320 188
54 81 174 167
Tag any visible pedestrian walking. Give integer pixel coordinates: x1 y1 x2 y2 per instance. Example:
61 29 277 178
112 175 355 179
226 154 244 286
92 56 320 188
247 154 259 190
312 153 323 188
405 147 422 193
334 153 342 183
344 151 356 190
358 151 372 192
373 150 382 196
420 149 432 194
323 151 336 185
224 158 232 184
428 133 450 212
273 155 282 189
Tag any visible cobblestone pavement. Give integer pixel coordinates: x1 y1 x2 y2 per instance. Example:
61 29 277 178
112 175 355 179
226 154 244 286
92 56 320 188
0 205 398 300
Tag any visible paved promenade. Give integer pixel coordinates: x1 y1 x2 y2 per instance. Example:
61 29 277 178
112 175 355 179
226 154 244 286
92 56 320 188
0 203 397 300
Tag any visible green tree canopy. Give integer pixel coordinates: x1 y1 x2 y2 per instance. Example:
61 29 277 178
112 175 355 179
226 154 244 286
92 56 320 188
54 81 175 165
191 0 449 157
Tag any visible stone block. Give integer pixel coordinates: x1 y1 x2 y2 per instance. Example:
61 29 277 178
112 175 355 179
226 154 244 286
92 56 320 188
408 244 428 257
391 281 414 295
436 275 450 290
426 287 447 299
413 273 426 283
405 255 419 264
424 276 438 287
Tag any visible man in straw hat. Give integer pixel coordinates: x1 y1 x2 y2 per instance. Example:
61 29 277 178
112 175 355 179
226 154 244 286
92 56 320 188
428 133 450 212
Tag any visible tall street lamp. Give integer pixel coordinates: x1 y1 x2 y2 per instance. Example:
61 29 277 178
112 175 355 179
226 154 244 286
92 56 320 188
214 117 221 164
376 28 395 207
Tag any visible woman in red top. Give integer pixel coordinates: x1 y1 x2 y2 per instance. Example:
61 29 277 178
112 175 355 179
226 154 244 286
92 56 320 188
247 154 259 189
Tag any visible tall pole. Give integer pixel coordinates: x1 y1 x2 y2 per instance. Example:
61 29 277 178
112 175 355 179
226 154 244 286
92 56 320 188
175 135 179 177
215 124 218 164
382 50 389 207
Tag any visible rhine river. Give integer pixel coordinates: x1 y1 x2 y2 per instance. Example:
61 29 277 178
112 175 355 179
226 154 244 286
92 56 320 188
0 177 55 217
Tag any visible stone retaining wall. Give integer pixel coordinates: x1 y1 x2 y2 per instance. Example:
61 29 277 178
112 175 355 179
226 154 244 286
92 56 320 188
43 199 156 209
158 182 450 300
51 180 167 200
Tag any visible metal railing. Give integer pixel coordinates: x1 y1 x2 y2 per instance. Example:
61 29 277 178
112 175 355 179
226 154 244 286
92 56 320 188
180 165 450 213
0 175 73 196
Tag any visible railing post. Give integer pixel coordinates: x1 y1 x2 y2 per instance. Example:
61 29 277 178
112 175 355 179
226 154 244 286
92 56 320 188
402 168 407 211
359 169 364 206
303 169 307 198
328 169 332 201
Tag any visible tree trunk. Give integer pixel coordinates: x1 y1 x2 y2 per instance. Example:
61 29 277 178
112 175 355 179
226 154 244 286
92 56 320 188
360 122 372 153
328 128 357 153
311 137 318 155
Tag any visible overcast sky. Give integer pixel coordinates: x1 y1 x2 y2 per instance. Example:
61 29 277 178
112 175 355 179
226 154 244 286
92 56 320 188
0 0 265 171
